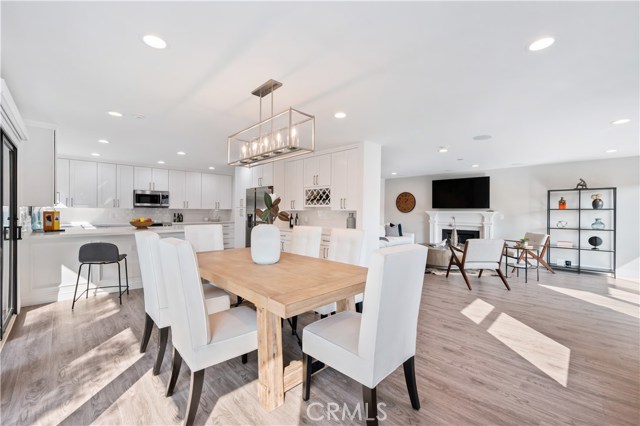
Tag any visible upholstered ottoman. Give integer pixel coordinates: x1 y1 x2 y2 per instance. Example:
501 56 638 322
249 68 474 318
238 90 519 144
426 246 451 268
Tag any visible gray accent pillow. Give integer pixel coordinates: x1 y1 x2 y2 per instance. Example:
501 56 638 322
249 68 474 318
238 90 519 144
385 224 400 237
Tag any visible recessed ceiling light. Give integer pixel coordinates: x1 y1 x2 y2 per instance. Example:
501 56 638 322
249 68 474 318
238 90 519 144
391 172 397 175
177 151 186 156
438 147 448 153
157 160 165 164
334 112 347 119
528 37 555 51
457 158 464 161
134 114 146 119
208 166 215 170
98 139 109 144
91 153 100 157
473 135 492 141
471 164 479 168
143 34 167 49
611 118 631 125
107 111 123 117
605 149 617 153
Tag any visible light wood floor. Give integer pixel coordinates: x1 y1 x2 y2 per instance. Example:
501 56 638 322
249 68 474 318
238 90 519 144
2 271 638 425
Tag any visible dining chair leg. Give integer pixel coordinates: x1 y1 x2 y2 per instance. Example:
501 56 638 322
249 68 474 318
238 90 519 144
445 256 454 277
166 348 183 397
496 269 511 291
71 264 84 311
356 302 363 313
478 269 483 278
403 356 420 410
362 385 378 426
184 369 204 426
140 313 154 353
302 353 312 401
320 314 327 319
86 264 91 299
460 268 473 290
241 354 248 364
290 315 298 335
153 327 169 375
236 296 244 307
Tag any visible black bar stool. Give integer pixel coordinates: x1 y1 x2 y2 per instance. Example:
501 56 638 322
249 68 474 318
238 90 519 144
72 242 129 310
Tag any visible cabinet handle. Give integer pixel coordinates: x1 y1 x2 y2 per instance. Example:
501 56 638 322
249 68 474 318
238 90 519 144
16 226 22 241
71 198 74 207
113 199 115 208
187 201 189 208
65 198 69 206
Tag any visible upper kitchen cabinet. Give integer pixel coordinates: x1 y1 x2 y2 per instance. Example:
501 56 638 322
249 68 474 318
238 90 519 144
68 160 97 208
56 158 70 207
284 159 304 211
117 165 134 209
134 167 168 191
202 174 232 209
22 125 55 207
169 170 201 209
97 163 117 208
303 154 331 188
251 163 273 187
98 163 135 208
331 148 362 211
272 161 285 202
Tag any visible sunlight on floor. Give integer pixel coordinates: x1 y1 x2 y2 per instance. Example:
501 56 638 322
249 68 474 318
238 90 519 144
47 327 143 425
540 285 640 319
461 298 495 324
487 313 571 387
608 287 640 306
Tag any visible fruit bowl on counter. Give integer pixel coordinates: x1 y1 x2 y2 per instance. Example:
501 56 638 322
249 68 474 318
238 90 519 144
130 218 153 229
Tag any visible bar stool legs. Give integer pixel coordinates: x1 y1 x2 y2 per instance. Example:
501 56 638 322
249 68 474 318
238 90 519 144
71 258 129 310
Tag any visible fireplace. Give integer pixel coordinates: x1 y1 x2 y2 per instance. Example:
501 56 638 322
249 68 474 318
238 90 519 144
425 210 500 244
442 229 480 244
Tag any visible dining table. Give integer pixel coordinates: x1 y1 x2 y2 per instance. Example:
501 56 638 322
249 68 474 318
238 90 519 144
197 247 368 412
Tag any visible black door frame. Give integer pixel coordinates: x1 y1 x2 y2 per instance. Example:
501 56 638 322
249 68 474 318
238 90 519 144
0 128 18 340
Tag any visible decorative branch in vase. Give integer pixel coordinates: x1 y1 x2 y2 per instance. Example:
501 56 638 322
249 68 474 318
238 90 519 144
255 192 290 224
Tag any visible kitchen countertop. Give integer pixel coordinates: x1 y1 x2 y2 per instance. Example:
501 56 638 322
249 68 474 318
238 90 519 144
24 221 235 240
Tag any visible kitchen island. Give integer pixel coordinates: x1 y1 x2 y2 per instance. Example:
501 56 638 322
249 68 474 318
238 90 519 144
19 222 234 307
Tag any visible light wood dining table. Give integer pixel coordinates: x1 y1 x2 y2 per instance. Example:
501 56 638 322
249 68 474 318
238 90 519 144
197 247 368 412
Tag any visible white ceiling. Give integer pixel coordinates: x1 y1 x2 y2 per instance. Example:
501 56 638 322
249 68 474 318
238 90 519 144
2 1 638 177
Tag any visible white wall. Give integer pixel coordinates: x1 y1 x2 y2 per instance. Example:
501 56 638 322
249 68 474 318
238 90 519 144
384 156 640 281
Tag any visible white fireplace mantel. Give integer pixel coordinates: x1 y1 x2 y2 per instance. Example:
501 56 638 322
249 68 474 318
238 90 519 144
425 210 500 244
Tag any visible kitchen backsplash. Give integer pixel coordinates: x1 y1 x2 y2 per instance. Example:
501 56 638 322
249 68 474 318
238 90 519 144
33 207 232 225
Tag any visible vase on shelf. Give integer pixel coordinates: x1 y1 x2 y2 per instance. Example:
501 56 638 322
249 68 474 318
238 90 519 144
588 236 603 250
591 218 605 230
558 197 567 210
591 194 604 209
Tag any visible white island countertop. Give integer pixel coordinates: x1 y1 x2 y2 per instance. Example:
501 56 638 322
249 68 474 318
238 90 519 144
25 221 235 239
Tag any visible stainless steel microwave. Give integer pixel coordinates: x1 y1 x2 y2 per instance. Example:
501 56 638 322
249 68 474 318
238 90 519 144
133 190 170 208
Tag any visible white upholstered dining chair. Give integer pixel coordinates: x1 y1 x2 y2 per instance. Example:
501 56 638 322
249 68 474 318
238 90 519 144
314 229 365 316
184 224 224 252
302 244 428 426
135 231 231 375
446 238 510 290
288 226 323 338
158 238 258 426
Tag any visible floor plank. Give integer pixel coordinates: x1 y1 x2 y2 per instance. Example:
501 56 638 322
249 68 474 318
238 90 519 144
2 270 638 425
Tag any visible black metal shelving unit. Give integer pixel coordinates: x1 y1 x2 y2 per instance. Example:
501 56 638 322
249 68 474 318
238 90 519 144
547 187 616 277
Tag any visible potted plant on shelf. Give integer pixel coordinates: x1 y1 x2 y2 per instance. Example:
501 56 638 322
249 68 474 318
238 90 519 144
251 193 290 264
519 237 529 248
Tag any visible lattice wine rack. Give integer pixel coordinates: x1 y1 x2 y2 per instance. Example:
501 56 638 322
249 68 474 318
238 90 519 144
305 188 331 207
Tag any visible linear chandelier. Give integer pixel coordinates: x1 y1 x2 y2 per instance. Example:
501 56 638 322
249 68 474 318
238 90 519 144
227 79 315 167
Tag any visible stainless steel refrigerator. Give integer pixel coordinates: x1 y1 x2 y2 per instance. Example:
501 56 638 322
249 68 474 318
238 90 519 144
245 186 274 247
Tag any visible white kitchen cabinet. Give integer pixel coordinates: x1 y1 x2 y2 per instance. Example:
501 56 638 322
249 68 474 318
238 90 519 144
272 161 285 203
22 125 55 207
56 158 70 207
251 163 273 187
97 163 117 208
303 154 331 188
169 170 186 209
331 148 362 211
117 165 134 208
185 172 202 209
284 159 304 211
203 174 232 209
69 160 97 207
134 167 168 191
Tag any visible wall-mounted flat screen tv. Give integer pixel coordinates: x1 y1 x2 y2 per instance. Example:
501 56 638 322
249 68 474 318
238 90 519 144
432 176 490 209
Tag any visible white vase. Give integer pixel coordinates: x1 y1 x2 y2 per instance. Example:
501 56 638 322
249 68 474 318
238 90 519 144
451 227 459 246
251 224 281 265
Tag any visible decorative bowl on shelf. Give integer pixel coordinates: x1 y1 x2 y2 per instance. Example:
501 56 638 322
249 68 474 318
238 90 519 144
130 218 153 229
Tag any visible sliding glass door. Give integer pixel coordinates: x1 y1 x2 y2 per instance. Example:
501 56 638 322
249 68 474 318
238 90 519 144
1 129 18 340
